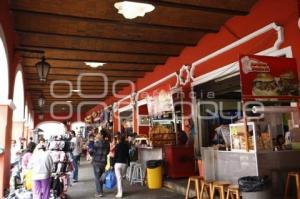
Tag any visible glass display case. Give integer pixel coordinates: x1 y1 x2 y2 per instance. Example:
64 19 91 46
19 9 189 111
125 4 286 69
150 116 176 147
229 122 272 152
230 122 256 151
139 115 150 126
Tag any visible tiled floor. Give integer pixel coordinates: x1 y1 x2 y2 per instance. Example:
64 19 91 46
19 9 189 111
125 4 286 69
67 160 184 199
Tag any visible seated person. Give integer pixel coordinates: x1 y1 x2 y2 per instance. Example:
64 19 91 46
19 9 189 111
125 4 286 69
210 126 226 149
177 130 188 145
275 134 285 150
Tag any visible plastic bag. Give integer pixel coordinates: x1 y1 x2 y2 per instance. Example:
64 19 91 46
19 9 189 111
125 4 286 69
104 170 117 189
105 155 111 171
238 176 270 192
100 171 107 184
23 170 33 190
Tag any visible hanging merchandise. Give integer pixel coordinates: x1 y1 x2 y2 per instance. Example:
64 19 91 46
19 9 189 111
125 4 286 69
85 115 93 124
92 111 100 123
99 111 105 123
48 135 73 198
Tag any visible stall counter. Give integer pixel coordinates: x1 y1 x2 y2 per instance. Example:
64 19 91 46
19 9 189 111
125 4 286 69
202 148 300 197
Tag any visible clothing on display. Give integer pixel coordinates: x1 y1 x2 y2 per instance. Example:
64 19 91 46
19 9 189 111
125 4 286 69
48 136 73 198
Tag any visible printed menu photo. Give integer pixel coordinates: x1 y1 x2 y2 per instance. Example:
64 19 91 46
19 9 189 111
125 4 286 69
239 54 299 99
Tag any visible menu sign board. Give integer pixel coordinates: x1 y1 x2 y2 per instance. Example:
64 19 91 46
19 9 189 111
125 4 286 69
147 89 173 116
239 55 298 99
229 122 255 151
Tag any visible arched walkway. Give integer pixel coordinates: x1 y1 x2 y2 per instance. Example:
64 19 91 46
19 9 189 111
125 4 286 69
71 121 86 137
23 102 32 145
11 66 25 143
0 26 9 101
0 24 13 196
36 121 67 140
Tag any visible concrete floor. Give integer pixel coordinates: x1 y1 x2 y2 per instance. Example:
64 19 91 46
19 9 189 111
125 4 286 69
67 160 184 199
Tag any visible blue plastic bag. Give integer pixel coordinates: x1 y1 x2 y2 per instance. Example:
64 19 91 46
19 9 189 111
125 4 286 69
104 170 117 189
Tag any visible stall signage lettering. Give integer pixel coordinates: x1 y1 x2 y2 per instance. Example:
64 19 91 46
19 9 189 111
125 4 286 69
239 55 298 99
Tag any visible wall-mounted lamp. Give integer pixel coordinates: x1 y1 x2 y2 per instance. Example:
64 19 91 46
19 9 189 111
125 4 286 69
38 94 45 108
38 112 44 120
36 56 50 82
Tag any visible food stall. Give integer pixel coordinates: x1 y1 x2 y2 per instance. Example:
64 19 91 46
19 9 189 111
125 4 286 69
118 104 134 135
136 87 195 178
194 54 300 196
84 106 114 135
136 88 175 170
137 99 150 137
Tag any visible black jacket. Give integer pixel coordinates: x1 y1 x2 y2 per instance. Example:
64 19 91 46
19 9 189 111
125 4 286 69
114 142 130 164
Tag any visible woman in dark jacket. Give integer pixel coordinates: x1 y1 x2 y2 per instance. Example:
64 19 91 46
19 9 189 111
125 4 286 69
114 135 130 198
92 131 110 198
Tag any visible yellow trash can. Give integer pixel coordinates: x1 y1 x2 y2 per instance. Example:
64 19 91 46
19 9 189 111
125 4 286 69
147 160 162 189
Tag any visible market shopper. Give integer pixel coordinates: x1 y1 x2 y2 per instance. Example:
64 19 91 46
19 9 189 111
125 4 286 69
70 131 81 182
87 133 95 161
22 142 36 170
92 131 110 197
28 143 53 199
108 135 117 167
275 134 286 150
178 129 188 145
38 138 46 146
114 135 130 198
11 139 22 165
186 119 195 145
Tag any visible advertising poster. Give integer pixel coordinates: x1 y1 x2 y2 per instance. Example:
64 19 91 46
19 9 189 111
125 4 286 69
147 88 173 116
229 122 255 151
239 55 298 100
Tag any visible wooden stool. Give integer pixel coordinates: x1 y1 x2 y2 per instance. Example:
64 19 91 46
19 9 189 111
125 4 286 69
185 176 203 199
284 171 300 199
200 179 215 199
226 185 240 199
211 181 231 199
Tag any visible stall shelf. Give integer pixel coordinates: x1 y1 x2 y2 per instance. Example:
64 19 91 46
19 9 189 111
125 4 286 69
150 118 176 147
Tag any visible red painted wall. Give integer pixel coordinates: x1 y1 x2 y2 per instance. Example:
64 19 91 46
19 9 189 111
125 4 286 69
138 104 149 136
87 0 300 125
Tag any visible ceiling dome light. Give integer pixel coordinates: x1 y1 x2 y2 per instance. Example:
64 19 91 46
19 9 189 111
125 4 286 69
84 62 106 68
114 1 155 19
